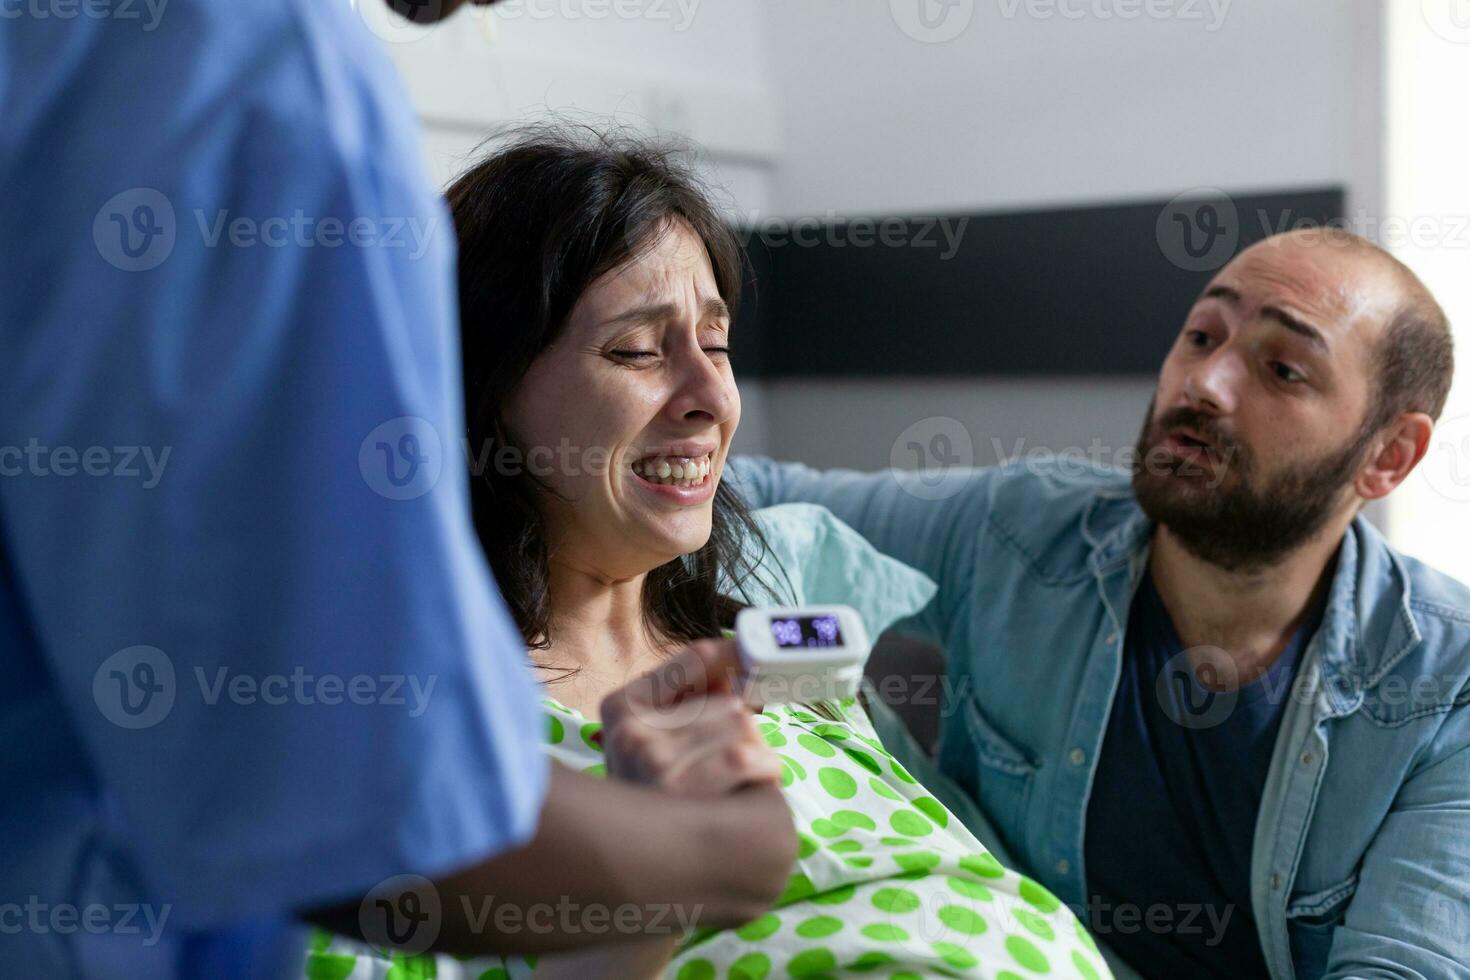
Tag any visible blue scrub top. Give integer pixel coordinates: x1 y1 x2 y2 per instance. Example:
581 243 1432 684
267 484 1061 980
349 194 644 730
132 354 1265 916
0 1 548 976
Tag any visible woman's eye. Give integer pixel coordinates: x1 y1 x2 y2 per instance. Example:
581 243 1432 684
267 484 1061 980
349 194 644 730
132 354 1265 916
609 350 657 361
703 346 731 357
1273 362 1306 383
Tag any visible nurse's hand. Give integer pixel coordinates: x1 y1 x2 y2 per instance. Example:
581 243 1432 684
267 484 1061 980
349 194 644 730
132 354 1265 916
600 638 782 798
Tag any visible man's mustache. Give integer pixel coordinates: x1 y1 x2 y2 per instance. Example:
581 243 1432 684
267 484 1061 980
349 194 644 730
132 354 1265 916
1152 408 1242 461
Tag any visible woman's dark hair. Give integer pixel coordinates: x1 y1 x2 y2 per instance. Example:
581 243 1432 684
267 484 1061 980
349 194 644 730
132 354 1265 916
446 124 779 658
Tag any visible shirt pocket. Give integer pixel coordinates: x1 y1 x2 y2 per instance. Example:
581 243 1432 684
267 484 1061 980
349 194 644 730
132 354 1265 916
1286 872 1358 979
962 694 1039 844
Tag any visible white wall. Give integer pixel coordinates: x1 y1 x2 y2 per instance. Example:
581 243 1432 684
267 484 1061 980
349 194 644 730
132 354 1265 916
762 0 1360 216
755 1 1375 478
374 3 1421 541
365 1 778 197
1383 4 1470 581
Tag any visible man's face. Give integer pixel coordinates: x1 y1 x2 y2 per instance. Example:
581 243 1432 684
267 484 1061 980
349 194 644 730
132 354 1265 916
381 0 496 23
1132 232 1400 570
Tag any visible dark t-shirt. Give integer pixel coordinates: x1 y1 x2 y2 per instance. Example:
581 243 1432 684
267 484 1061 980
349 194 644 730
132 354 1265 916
1084 570 1325 978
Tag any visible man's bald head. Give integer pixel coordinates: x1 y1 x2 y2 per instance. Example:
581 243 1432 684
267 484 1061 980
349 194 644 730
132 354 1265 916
1244 228 1454 429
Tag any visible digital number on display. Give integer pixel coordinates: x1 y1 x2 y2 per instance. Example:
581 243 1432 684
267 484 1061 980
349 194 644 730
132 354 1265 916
769 615 844 649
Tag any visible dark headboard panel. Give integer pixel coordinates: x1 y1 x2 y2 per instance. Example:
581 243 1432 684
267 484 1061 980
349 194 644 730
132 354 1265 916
731 187 1346 379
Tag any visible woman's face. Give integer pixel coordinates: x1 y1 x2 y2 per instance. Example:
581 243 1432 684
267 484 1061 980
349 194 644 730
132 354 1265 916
501 219 740 579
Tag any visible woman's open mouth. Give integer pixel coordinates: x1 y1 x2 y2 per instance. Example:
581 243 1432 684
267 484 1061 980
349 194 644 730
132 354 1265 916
632 453 712 488
630 453 716 502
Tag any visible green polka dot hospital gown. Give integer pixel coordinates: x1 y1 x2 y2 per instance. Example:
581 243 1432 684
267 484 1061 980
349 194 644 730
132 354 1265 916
308 691 1112 980
307 505 1112 978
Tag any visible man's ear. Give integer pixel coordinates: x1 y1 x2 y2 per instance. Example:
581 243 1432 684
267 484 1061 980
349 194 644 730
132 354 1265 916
1356 412 1434 501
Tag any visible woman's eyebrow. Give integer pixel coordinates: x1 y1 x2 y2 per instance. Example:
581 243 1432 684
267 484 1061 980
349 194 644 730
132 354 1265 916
600 297 731 328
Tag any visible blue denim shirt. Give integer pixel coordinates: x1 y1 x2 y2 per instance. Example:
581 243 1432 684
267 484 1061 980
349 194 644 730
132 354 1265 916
730 456 1470 980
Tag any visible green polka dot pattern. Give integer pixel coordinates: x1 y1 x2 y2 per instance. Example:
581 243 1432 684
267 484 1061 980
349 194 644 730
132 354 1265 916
305 698 1111 980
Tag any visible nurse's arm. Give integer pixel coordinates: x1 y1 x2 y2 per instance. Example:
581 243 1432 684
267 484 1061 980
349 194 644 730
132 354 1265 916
306 639 797 957
727 455 994 646
306 765 791 957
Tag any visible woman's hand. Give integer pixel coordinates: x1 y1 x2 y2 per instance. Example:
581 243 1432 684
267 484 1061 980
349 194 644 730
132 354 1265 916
599 638 782 797
531 640 783 979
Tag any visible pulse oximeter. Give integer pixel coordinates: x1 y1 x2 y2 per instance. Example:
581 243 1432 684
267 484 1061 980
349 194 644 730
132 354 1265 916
735 605 871 706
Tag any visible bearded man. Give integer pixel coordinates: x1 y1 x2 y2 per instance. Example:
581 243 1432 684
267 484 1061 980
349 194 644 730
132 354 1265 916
732 227 1468 980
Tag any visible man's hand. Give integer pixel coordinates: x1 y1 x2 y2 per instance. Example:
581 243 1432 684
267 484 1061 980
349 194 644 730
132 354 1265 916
600 638 781 797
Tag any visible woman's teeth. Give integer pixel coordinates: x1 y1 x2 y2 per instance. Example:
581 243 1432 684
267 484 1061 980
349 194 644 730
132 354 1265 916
634 454 713 488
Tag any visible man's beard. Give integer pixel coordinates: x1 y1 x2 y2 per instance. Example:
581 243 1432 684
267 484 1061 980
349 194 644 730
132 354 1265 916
1130 399 1375 573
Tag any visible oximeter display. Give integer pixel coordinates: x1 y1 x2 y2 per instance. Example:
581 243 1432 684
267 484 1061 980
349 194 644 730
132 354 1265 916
770 615 844 649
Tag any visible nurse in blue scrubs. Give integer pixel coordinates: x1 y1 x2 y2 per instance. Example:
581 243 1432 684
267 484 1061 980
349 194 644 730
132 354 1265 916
0 2 792 976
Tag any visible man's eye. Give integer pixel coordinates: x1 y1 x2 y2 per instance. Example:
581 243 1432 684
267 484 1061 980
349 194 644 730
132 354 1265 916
1273 362 1306 383
610 350 657 360
703 346 731 357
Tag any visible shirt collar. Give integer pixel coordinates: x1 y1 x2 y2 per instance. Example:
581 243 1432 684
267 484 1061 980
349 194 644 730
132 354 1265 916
1083 491 1424 714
